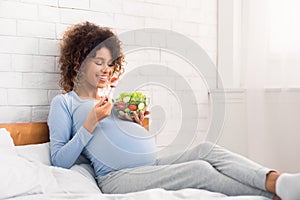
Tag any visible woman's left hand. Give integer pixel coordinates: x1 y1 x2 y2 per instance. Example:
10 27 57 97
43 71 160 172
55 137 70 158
119 110 150 125
132 110 145 125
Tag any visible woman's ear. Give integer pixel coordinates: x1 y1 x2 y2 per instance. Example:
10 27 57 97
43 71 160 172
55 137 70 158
78 59 89 75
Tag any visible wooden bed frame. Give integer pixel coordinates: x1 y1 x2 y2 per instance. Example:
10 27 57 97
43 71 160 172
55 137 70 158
0 118 149 146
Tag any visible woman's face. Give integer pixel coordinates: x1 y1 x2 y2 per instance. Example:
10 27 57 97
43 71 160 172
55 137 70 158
81 47 115 89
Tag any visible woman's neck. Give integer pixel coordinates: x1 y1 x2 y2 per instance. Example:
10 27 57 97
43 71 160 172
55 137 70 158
74 86 97 99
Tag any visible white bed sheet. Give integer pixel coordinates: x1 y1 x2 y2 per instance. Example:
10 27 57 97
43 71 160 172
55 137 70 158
9 163 271 200
0 129 272 200
10 189 271 200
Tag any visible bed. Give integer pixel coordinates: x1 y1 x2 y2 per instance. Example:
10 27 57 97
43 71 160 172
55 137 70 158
0 121 271 200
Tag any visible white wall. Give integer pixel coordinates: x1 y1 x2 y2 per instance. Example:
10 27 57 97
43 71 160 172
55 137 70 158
217 0 300 173
218 89 300 173
217 89 248 157
260 89 300 173
0 0 217 150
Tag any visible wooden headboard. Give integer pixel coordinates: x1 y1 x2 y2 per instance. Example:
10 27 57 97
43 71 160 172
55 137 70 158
0 122 49 146
0 118 149 146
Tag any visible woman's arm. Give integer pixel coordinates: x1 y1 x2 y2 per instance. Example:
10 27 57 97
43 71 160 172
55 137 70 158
48 95 93 169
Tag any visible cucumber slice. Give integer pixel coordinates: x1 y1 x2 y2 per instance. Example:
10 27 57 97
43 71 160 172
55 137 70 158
124 108 130 113
138 102 145 110
118 110 125 116
123 96 130 103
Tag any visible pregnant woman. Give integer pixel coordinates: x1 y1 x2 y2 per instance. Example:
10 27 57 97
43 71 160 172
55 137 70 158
48 21 300 200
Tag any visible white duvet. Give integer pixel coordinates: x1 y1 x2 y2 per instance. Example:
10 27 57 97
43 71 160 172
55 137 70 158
5 163 270 200
0 128 271 200
11 190 271 200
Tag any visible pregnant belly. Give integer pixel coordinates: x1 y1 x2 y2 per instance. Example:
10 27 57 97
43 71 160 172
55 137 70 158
85 115 157 171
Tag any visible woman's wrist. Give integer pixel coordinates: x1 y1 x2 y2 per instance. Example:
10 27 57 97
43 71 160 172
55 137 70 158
83 116 98 133
83 123 93 133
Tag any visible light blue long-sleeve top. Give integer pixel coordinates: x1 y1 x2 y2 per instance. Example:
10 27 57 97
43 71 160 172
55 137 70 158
48 91 157 179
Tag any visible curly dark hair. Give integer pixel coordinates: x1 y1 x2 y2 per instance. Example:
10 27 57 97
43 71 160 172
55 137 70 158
59 21 125 92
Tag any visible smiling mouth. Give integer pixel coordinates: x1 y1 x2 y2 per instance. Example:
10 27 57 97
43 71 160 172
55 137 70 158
96 75 106 78
96 75 109 83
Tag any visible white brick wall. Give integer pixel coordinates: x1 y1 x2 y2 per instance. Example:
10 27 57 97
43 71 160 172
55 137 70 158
59 0 90 10
0 1 38 20
0 36 38 54
0 72 23 88
17 20 56 39
0 0 217 147
90 0 122 13
20 0 58 7
11 54 33 72
0 53 11 71
0 18 16 35
38 5 60 23
7 89 48 105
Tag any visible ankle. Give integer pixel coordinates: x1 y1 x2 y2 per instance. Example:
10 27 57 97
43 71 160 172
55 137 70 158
266 171 280 194
273 194 281 200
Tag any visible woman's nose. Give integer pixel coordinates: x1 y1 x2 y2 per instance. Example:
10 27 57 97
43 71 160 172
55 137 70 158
101 63 110 72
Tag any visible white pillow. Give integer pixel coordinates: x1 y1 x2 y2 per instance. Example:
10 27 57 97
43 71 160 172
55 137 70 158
0 149 46 199
0 130 101 198
50 166 101 194
15 143 92 167
15 142 51 166
0 129 51 198
71 164 97 185
11 136 98 189
0 128 17 156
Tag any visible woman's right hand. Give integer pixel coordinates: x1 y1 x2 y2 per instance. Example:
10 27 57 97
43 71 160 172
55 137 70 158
83 96 113 133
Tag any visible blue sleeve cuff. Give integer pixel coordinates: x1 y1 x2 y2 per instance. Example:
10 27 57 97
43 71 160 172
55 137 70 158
78 127 93 146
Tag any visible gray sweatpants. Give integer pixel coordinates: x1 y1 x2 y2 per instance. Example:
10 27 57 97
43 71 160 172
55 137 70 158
97 142 273 198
